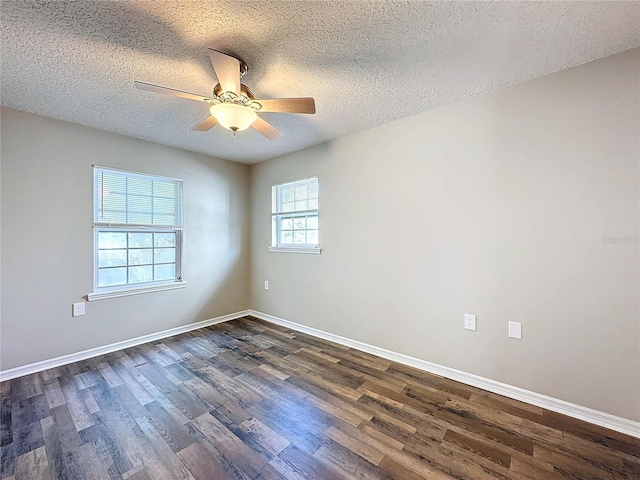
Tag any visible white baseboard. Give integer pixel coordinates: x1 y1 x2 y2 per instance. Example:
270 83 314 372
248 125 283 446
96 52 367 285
0 310 251 382
249 310 640 438
4 307 637 438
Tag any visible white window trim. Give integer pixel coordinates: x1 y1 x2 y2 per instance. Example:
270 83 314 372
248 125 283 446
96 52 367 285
87 281 187 301
271 177 320 253
90 166 185 299
93 164 183 182
268 246 322 254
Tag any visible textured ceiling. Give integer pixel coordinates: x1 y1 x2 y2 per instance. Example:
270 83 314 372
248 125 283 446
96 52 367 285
2 1 639 164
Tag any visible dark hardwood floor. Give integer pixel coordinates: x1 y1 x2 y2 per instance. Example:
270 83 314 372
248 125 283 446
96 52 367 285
1 316 639 479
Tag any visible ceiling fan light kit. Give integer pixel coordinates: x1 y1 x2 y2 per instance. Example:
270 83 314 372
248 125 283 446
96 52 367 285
210 103 257 132
134 49 316 140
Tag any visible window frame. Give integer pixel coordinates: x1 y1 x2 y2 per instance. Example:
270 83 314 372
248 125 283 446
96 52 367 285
88 166 186 301
269 177 321 254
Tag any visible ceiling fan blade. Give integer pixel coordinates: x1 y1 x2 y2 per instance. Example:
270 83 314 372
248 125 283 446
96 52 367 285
252 116 284 141
134 81 212 103
254 98 316 114
207 49 241 96
190 115 218 132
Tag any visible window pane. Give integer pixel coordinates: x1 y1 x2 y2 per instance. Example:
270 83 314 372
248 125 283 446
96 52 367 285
307 216 318 229
281 218 293 230
103 173 126 194
308 198 318 210
98 267 127 287
295 201 307 211
294 231 306 244
280 231 293 244
153 181 175 198
127 177 152 196
294 217 306 230
129 233 153 248
295 185 308 201
101 210 127 223
99 249 127 267
129 249 152 265
154 264 175 281
309 181 318 198
307 230 318 245
153 214 175 225
281 202 295 213
94 167 182 225
153 197 175 215
281 186 294 203
128 195 152 213
103 192 126 211
154 233 175 247
127 213 153 224
95 168 182 228
98 232 126 249
129 266 153 284
154 248 175 264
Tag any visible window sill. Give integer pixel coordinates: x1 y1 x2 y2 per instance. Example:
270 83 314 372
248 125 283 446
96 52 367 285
268 246 322 255
87 281 187 301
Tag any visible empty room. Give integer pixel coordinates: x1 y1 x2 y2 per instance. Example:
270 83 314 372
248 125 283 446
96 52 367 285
1 1 639 479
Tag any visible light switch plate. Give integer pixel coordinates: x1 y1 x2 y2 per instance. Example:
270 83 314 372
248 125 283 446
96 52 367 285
464 314 476 331
508 321 522 339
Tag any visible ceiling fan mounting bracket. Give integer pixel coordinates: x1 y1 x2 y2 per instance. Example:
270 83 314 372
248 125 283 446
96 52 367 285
234 56 248 78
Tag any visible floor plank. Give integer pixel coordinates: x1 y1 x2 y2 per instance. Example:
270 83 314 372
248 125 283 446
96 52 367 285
1 316 638 479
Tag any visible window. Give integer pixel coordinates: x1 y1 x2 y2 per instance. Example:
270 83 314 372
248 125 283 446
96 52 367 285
270 177 320 254
89 166 184 300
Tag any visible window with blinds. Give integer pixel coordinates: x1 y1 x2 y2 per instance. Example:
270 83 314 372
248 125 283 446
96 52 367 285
93 166 183 291
271 177 319 250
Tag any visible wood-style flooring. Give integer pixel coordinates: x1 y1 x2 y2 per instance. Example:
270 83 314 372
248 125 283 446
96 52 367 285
1 316 639 479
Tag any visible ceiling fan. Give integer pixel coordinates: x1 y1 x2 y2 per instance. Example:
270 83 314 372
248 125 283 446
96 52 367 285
134 49 316 140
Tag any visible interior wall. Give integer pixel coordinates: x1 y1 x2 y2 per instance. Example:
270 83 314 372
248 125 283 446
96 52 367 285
1 108 250 370
250 48 640 421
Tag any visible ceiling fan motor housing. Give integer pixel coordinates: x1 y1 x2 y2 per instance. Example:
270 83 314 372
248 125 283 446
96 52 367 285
213 83 255 101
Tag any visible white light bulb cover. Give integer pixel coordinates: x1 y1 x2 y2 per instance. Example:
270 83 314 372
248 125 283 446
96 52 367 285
210 103 257 131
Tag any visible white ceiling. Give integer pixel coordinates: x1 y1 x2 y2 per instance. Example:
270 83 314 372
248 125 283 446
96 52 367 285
2 1 639 164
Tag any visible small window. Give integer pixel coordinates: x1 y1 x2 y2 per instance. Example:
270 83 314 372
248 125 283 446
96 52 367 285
271 177 320 253
91 166 184 297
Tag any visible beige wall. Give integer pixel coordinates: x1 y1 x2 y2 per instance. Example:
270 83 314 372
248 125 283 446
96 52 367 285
1 108 250 370
250 49 640 421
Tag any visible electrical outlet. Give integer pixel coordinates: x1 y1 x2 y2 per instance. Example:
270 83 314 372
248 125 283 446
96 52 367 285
72 302 85 317
508 321 522 339
264 280 269 290
464 314 476 331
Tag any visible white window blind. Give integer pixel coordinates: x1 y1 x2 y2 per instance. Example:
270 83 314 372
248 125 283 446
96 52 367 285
93 166 184 292
94 167 183 227
272 177 319 249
